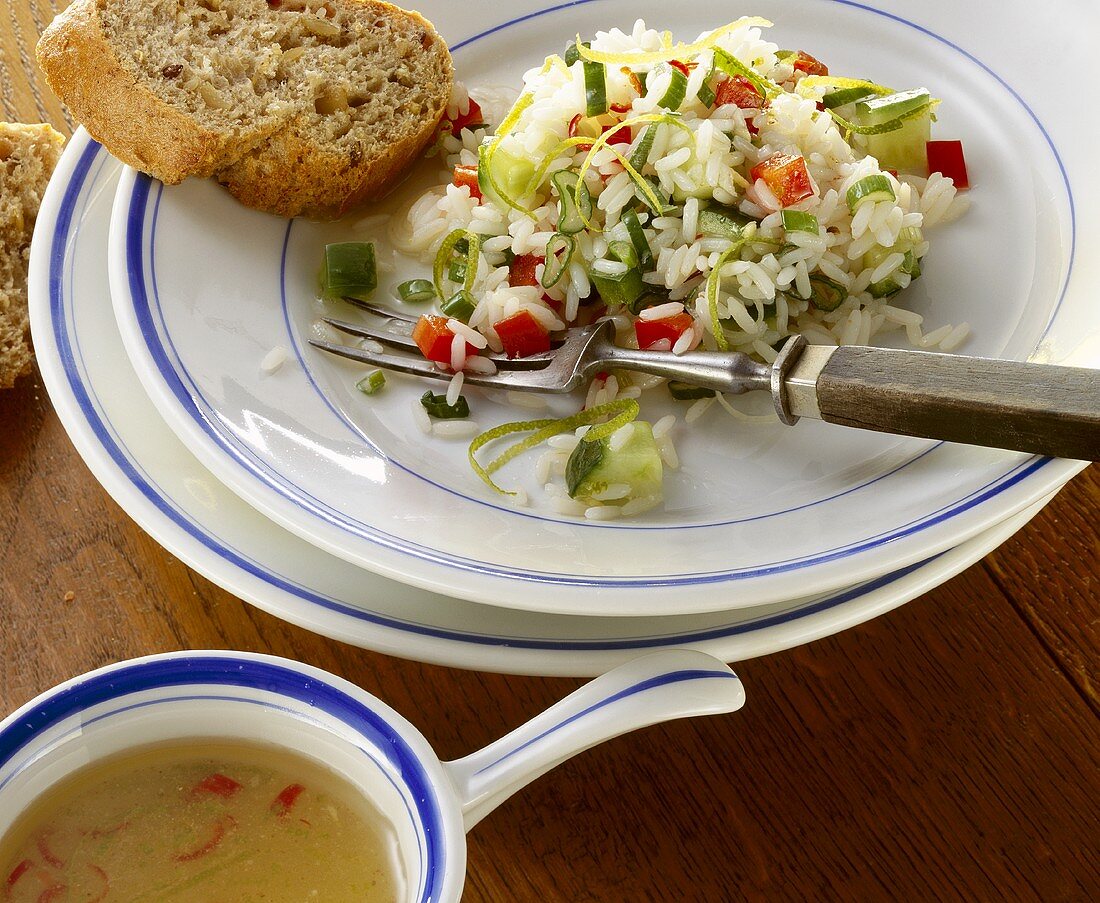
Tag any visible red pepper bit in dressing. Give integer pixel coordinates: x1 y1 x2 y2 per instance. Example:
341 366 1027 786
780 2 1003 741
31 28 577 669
191 772 242 799
172 815 237 863
85 865 110 903
35 833 64 869
271 783 306 818
5 858 33 891
36 883 67 903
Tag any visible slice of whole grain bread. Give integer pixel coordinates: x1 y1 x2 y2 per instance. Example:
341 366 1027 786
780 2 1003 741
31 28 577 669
36 0 452 217
0 122 66 390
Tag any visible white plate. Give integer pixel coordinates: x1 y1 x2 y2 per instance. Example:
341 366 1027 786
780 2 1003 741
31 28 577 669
108 0 1092 617
31 133 1055 675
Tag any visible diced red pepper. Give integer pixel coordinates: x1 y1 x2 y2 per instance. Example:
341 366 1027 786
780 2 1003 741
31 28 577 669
789 50 828 76
412 315 476 366
602 124 632 146
191 772 242 799
669 59 696 76
271 783 306 818
452 164 481 200
446 98 483 136
173 815 236 863
750 153 814 207
610 102 632 114
715 75 763 110
635 313 694 350
508 254 542 287
494 310 551 358
926 140 969 189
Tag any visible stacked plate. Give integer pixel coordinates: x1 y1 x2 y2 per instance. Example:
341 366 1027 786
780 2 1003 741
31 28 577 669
29 1 1094 675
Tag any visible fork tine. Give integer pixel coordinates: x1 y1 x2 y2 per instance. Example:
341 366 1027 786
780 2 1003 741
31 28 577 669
321 316 558 371
309 340 507 390
341 297 418 323
323 315 416 352
308 340 577 393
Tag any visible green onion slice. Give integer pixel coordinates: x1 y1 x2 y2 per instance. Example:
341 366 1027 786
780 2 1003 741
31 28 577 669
845 174 896 213
781 210 820 234
704 227 754 351
583 60 609 117
652 62 688 111
447 259 467 284
469 399 640 494
607 240 639 270
320 242 377 302
421 390 470 419
668 380 716 400
696 63 717 107
356 370 386 395
628 125 656 172
621 209 654 271
565 40 589 67
698 207 752 241
807 275 847 311
576 18 772 66
540 233 575 289
440 289 477 323
551 169 592 234
712 47 781 100
590 263 645 307
396 279 435 303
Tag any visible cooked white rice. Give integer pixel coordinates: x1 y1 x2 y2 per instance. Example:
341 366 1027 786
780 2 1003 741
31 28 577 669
367 17 973 516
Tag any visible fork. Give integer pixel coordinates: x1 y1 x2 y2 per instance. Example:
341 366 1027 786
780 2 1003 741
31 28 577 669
310 300 1100 461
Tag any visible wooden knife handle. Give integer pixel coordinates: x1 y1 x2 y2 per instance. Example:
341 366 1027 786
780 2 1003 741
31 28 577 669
814 347 1100 461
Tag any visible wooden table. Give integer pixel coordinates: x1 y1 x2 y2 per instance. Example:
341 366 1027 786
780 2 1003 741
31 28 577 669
3 7 1098 900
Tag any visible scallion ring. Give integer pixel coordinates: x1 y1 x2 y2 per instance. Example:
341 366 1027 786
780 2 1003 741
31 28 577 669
540 233 576 289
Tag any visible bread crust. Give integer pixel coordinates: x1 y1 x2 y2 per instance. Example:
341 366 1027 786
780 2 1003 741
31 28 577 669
36 0 228 182
37 0 453 216
0 122 65 389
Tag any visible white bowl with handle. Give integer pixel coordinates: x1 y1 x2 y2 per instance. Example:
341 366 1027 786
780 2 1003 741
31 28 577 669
0 650 744 900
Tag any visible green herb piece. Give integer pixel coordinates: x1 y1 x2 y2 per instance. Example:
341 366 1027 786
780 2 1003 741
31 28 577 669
320 242 377 301
421 390 470 419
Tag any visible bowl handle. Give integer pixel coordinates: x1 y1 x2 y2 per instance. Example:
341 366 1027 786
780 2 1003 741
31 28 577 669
442 650 745 831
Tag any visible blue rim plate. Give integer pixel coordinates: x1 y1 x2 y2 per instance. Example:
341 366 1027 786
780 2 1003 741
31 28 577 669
29 132 1054 675
104 0 1092 616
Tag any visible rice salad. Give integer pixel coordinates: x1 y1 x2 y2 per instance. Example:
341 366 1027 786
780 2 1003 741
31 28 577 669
344 17 972 518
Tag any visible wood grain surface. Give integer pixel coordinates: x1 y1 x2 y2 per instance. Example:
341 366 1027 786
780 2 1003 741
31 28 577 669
2 6 1099 901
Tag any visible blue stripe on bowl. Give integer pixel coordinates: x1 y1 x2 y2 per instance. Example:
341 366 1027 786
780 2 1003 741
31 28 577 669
0 656 447 903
